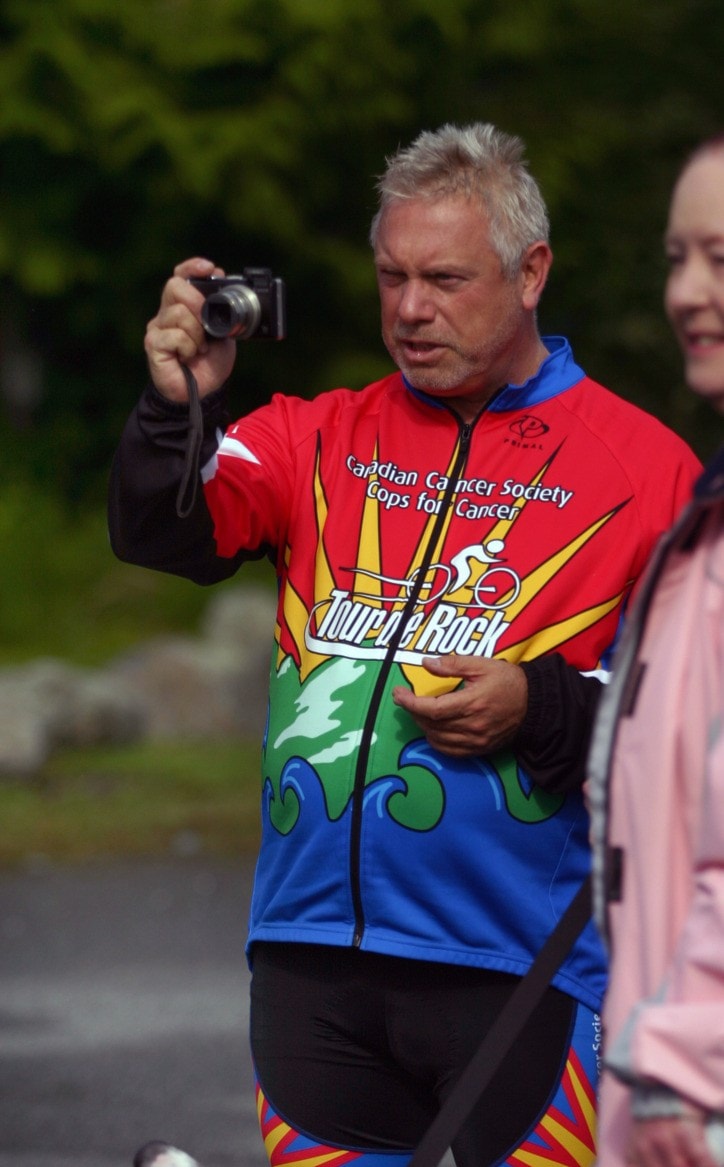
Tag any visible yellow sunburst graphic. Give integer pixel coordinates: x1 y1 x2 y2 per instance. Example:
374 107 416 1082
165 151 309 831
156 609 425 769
257 1081 363 1165
279 435 337 682
509 1050 597 1167
277 437 628 694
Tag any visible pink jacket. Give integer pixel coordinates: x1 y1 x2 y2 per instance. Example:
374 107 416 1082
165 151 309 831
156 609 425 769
589 452 724 1167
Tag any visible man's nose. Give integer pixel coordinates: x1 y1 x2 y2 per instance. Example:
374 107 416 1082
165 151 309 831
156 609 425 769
397 280 435 321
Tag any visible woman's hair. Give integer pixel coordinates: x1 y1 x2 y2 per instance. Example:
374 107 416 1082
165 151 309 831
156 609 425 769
369 122 550 278
680 133 724 174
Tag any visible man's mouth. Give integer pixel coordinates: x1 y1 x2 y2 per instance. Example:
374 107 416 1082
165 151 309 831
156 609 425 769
398 337 445 356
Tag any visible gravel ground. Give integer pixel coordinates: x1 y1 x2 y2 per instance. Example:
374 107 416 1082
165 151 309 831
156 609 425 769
0 857 266 1167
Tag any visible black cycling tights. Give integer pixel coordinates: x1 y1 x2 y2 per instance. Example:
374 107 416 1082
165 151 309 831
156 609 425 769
250 943 599 1167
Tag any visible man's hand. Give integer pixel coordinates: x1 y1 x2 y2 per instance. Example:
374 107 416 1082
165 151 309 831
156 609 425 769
627 1113 720 1167
392 655 528 756
144 257 237 404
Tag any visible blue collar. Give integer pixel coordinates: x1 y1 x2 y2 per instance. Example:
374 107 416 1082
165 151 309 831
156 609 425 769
402 336 586 415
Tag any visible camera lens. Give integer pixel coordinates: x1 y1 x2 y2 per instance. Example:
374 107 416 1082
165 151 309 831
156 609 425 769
202 286 262 339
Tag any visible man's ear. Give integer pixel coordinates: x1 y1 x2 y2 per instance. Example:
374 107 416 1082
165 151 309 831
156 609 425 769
520 241 553 310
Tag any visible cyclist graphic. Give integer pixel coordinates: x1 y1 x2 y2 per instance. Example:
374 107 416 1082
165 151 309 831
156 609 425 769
343 538 521 613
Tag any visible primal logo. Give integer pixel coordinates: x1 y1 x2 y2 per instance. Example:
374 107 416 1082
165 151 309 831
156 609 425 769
506 410 551 445
509 415 549 440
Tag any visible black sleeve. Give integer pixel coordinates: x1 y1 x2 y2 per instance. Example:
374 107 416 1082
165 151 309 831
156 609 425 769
512 654 603 794
108 383 264 584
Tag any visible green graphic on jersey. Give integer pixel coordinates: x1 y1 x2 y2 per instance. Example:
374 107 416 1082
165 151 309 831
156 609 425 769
488 749 565 821
264 655 563 834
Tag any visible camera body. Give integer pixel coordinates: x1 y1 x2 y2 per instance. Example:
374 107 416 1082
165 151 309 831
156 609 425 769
188 267 286 341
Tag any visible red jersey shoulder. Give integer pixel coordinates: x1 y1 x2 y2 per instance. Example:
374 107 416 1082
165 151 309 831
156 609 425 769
552 377 700 471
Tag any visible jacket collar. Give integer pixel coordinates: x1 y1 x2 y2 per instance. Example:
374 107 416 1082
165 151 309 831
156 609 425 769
402 336 586 415
695 445 724 501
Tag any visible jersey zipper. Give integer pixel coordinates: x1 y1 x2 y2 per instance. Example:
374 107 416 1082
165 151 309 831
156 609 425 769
349 417 475 947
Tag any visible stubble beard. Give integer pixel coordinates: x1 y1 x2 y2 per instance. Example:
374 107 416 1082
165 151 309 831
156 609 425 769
392 336 507 398
389 302 522 399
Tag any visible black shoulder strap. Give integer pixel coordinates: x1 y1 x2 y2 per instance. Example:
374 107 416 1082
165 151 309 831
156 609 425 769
409 875 593 1167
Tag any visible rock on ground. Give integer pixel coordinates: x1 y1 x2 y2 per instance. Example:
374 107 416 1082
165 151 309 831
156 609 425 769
0 586 276 779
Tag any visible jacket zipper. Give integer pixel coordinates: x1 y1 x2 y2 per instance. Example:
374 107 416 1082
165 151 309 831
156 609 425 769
349 418 475 946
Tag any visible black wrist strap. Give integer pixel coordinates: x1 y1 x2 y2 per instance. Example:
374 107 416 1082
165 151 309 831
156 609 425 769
175 365 204 519
409 875 592 1167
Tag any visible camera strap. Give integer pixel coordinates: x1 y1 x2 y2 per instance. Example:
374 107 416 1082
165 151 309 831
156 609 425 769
176 365 204 519
408 875 592 1167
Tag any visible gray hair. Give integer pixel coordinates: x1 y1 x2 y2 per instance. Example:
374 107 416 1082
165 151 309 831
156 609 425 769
370 123 550 278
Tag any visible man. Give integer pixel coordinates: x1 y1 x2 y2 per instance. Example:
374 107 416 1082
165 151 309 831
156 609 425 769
109 123 700 1167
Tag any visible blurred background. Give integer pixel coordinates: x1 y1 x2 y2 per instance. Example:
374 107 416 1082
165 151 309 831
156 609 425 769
2 0 724 672
1 4 723 1160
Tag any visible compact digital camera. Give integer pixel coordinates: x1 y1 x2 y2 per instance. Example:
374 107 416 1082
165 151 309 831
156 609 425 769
188 267 286 341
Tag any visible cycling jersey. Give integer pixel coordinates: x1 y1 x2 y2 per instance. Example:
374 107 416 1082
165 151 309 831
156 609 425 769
109 336 701 1013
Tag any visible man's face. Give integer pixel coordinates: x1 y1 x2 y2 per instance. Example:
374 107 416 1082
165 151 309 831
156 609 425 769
374 195 548 420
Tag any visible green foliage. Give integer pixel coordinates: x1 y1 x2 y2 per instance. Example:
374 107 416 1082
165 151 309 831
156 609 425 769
0 0 722 659
0 0 721 868
0 480 271 665
0 738 262 867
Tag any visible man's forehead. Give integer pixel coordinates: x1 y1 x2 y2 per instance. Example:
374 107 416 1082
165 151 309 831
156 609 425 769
374 196 493 269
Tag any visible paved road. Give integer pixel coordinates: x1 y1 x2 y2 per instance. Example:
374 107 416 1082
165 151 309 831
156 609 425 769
0 858 267 1167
